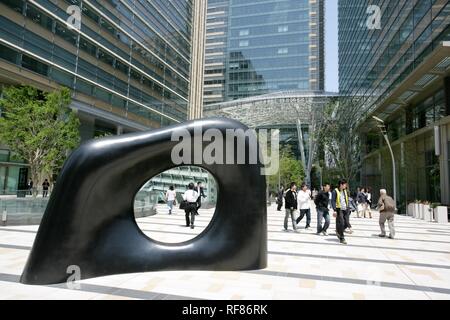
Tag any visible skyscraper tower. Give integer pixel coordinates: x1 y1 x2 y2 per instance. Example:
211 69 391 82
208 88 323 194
204 0 325 105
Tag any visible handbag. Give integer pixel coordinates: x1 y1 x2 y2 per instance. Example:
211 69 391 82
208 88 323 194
179 200 188 210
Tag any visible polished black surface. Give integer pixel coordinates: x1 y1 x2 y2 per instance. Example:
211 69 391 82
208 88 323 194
21 118 267 285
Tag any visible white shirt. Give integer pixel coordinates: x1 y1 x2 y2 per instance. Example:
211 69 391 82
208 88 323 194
340 191 348 210
166 190 176 201
298 190 311 210
183 189 199 203
328 192 333 211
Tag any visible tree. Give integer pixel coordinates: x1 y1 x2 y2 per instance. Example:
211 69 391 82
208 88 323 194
289 97 328 187
316 97 363 186
0 86 80 195
267 146 305 192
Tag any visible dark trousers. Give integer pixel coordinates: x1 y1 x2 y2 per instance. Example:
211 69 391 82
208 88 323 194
335 209 347 240
296 209 311 227
344 210 352 229
196 198 202 210
185 203 197 226
277 200 283 211
43 190 49 197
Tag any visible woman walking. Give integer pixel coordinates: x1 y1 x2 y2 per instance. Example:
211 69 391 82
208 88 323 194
356 187 367 218
165 186 177 215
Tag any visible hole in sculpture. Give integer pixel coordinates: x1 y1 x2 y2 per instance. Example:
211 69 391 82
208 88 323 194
133 166 218 244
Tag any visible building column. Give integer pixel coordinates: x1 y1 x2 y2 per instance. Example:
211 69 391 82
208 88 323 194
442 77 450 204
188 0 207 120
440 125 449 205
445 77 450 116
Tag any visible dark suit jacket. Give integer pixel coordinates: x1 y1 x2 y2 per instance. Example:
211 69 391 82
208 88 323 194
196 186 206 201
285 190 298 210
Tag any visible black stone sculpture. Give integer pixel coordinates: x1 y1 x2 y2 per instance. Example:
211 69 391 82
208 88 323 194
21 118 267 285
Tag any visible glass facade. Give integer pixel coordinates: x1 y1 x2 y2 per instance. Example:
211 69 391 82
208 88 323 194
0 148 28 194
339 0 450 208
204 0 324 105
0 0 194 127
339 0 450 121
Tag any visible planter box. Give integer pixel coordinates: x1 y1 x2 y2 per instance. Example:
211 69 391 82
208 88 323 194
436 206 448 224
418 204 425 219
407 203 414 217
413 203 420 219
423 205 432 222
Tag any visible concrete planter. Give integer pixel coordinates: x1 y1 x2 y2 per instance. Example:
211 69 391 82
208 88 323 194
435 206 449 224
418 204 424 219
407 203 414 217
423 205 432 222
413 203 420 218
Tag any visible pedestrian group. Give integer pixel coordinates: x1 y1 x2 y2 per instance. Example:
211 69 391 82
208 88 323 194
277 180 396 244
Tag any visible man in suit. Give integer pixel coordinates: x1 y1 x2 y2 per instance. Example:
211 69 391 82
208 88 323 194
276 185 284 211
284 182 298 232
195 182 206 214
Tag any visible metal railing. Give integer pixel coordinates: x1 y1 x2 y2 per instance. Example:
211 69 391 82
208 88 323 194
0 188 218 225
0 192 50 225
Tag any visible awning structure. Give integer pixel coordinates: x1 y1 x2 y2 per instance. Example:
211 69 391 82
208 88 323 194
204 91 338 128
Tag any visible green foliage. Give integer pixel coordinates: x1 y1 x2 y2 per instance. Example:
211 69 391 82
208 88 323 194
0 86 80 192
94 131 114 139
267 146 305 192
316 97 363 186
431 203 441 209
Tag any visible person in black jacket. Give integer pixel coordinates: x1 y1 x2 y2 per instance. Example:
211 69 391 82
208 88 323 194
42 179 50 198
195 182 206 214
276 185 284 211
284 182 298 232
356 187 367 218
315 183 331 235
331 179 349 245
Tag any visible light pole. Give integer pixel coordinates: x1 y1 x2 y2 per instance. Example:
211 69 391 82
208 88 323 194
372 116 397 207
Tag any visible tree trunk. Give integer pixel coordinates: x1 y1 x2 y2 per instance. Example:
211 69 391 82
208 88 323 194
30 164 40 198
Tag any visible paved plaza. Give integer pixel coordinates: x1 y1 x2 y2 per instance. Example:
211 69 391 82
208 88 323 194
0 204 450 300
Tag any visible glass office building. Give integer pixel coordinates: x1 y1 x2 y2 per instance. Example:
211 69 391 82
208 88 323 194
0 0 195 194
204 0 325 104
339 0 450 209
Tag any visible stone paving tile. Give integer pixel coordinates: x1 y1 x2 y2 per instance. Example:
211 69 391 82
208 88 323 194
0 203 449 300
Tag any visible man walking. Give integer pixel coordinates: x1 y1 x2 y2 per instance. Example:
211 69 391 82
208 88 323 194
377 189 396 239
296 183 312 229
183 183 199 229
315 183 331 235
276 185 284 211
42 179 50 198
284 182 298 232
195 182 206 215
331 179 349 245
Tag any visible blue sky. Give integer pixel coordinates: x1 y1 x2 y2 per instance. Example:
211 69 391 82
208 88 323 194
325 0 339 93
